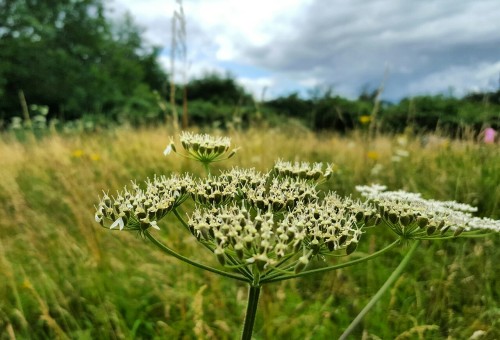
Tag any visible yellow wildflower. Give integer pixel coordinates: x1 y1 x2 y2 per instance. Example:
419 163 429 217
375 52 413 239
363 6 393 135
72 150 84 158
359 115 371 124
366 151 379 160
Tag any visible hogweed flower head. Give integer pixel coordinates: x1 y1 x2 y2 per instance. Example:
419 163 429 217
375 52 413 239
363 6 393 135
177 166 380 276
166 132 238 165
356 184 500 238
95 174 193 234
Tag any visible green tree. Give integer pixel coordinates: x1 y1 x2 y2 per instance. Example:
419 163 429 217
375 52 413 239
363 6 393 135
0 0 168 123
186 72 252 105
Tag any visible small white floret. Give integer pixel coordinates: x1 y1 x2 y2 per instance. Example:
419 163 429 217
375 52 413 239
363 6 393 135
110 217 125 230
150 221 160 230
163 144 173 156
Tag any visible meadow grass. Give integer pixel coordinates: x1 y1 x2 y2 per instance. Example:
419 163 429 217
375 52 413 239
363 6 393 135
0 124 498 339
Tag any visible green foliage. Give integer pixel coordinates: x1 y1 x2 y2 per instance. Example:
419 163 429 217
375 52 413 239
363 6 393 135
264 91 500 134
265 92 314 120
187 100 257 129
265 89 373 131
0 0 168 122
186 72 253 106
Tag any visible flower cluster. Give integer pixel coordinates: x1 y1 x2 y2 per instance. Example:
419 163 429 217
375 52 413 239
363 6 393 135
273 159 334 181
187 194 366 274
96 132 499 283
165 132 237 164
190 168 319 213
95 174 192 232
189 168 268 206
245 176 318 212
356 184 500 236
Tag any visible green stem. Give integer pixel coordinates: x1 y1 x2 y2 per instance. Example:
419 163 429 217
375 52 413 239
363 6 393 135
259 253 297 280
173 208 191 232
419 232 493 240
145 231 250 282
202 162 211 175
261 239 400 284
241 285 261 340
339 240 420 340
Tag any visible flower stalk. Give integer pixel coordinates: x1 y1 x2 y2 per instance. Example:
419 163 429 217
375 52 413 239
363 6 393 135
145 231 250 282
339 240 420 340
241 285 261 340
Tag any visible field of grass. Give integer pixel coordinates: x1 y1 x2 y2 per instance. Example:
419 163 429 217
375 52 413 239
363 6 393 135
0 124 499 339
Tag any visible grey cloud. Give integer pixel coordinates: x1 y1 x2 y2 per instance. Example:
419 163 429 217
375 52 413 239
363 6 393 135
238 0 500 99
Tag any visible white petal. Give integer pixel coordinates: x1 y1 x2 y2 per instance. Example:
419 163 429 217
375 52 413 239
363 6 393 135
95 213 102 223
110 217 124 230
163 144 172 156
150 221 160 230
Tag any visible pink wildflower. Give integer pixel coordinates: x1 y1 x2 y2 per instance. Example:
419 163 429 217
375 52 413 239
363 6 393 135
484 127 496 144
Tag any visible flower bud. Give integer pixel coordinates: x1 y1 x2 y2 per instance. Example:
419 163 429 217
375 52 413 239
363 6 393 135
103 197 112 207
326 240 335 251
235 243 244 259
294 255 309 274
148 208 157 219
355 211 364 222
346 241 358 255
313 171 321 180
215 247 226 266
293 240 302 253
426 222 437 235
244 235 254 249
400 214 411 227
136 209 147 220
417 216 429 228
440 224 451 235
227 149 237 159
388 210 399 224
198 223 210 240
272 200 284 211
453 226 464 237
310 238 320 255
255 199 266 210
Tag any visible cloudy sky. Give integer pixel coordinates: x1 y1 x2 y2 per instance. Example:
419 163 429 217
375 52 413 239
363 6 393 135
110 0 500 101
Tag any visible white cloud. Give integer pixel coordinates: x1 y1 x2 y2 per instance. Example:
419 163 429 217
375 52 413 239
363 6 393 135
112 0 500 100
237 77 276 100
408 61 500 96
298 77 321 88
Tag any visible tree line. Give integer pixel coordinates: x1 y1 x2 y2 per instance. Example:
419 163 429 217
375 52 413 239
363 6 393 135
1 0 498 134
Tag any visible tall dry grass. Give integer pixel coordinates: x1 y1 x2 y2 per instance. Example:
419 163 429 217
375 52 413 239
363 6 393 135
0 125 498 339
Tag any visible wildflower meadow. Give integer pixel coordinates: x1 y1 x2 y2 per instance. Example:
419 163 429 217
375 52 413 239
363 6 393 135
0 125 498 339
